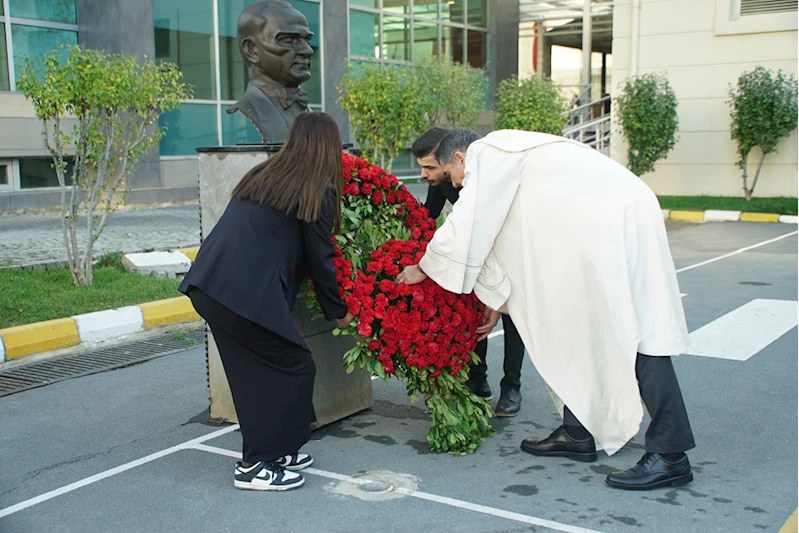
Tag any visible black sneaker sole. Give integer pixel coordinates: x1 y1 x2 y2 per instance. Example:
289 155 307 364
495 408 520 418
520 443 597 463
605 472 693 491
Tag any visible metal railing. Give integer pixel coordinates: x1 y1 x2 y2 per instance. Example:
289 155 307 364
562 94 612 153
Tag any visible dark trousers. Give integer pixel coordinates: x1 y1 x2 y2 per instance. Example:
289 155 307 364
564 354 695 454
470 314 525 391
188 288 316 464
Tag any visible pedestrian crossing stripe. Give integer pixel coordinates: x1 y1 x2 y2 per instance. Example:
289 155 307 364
684 299 798 361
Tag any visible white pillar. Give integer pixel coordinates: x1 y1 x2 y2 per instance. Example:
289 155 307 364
537 21 545 78
581 0 593 102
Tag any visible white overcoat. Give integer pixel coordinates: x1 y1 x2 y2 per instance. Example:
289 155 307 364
418 130 690 455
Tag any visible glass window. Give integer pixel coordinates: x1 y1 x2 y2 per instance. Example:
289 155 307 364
441 0 465 23
466 0 487 27
19 157 74 189
466 29 486 68
221 103 262 146
383 16 410 61
158 103 218 156
349 10 379 58
441 25 464 64
413 20 437 61
11 25 77 82
0 32 8 91
383 0 410 15
218 0 321 104
412 0 438 19
349 0 378 7
391 149 412 171
9 0 77 24
0 164 9 186
153 0 216 100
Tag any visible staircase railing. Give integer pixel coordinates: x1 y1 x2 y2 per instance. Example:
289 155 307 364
562 95 612 153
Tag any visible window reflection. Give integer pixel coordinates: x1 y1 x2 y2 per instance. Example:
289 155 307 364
9 0 77 24
383 0 410 15
350 10 379 58
441 0 465 23
11 25 77 83
412 0 438 19
441 25 464 64
0 32 8 91
154 0 216 100
158 103 218 156
466 29 486 68
413 20 438 61
466 0 487 27
383 16 410 61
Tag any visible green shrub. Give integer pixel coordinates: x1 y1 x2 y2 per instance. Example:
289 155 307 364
728 66 798 200
615 72 679 177
494 75 568 135
416 56 486 129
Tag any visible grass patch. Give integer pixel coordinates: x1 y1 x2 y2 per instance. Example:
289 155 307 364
658 196 797 216
0 254 181 329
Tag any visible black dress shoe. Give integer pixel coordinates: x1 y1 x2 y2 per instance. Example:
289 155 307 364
605 452 693 490
495 388 522 417
520 426 597 462
466 380 493 401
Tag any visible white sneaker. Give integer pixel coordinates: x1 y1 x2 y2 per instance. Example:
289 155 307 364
233 461 304 491
275 453 314 471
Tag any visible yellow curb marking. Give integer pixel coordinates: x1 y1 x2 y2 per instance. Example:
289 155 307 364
173 247 199 262
741 212 780 223
0 319 80 359
779 509 797 533
669 210 705 222
139 296 200 329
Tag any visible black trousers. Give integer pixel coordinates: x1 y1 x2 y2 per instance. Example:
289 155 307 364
469 314 525 391
188 288 316 464
564 354 695 454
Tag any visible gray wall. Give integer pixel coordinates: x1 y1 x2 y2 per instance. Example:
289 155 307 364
322 0 351 143
75 0 196 205
489 0 520 103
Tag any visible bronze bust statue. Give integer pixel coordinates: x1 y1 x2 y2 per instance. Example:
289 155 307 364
226 0 314 144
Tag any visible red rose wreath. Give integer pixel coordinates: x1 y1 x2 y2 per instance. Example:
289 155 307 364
306 153 494 454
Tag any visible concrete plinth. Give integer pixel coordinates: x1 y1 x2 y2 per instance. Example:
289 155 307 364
196 146 373 428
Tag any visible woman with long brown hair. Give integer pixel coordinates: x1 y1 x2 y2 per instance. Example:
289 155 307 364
179 113 354 491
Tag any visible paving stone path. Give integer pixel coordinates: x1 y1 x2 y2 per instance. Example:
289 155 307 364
0 204 202 268
0 184 428 269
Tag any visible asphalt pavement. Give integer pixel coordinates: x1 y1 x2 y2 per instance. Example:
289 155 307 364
0 221 796 533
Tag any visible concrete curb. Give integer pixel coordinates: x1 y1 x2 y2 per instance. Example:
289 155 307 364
0 296 201 364
663 209 797 224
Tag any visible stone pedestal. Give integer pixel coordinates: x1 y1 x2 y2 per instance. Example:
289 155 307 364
196 146 373 427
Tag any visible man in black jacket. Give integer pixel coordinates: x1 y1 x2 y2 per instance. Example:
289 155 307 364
412 128 526 417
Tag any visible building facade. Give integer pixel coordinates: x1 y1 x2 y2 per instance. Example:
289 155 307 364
610 0 798 197
0 0 519 211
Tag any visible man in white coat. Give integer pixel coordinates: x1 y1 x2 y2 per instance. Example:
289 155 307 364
396 128 696 491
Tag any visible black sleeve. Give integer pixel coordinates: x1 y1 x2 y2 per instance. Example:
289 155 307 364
423 184 447 219
303 185 348 321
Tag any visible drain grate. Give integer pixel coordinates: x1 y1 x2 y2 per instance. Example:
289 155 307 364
0 329 206 397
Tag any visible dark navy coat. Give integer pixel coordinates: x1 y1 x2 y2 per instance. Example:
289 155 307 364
179 185 347 350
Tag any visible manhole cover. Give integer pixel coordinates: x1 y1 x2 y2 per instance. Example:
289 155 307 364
358 481 394 494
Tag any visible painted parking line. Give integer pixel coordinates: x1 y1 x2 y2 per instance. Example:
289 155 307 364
0 424 241 520
685 299 797 361
191 443 605 533
675 230 797 274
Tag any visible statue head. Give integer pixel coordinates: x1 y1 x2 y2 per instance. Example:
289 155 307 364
237 0 314 88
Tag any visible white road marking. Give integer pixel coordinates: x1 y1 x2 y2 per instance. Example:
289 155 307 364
685 299 798 361
0 424 240 520
193 443 605 533
675 230 797 274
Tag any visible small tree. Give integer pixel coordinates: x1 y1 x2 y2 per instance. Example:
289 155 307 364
17 44 191 286
494 75 568 135
728 66 798 200
337 62 426 173
615 72 679 177
416 56 486 129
